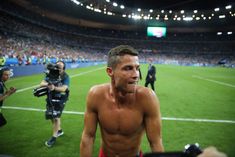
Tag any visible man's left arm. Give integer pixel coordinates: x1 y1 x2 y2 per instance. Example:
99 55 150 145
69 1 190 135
144 89 164 152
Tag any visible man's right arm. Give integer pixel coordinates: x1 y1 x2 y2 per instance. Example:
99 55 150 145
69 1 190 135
80 87 98 157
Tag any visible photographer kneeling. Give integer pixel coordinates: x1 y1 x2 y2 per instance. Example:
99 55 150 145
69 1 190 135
39 61 70 147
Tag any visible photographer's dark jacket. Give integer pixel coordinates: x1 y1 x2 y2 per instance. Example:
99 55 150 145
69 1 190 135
45 72 70 101
0 81 6 107
145 64 156 82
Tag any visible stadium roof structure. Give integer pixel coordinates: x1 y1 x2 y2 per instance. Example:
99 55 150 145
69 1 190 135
5 0 235 32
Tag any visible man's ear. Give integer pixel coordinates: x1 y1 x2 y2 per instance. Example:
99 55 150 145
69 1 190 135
106 67 113 77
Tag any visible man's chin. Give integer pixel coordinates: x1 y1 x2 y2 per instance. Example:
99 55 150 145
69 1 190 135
126 86 136 93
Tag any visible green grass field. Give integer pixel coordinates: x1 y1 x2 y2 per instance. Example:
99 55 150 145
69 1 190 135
0 64 235 157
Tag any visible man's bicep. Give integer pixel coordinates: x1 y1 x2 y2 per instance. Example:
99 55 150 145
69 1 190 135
83 108 98 137
144 92 164 152
83 89 98 137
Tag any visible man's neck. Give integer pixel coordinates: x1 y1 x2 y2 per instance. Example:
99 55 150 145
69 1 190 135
110 84 134 104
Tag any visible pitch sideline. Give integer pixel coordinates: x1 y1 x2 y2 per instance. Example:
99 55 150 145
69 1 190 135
2 106 235 124
15 66 105 93
192 75 235 88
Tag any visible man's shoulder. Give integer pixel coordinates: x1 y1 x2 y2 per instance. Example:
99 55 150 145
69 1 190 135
89 83 109 95
63 72 70 79
136 85 156 98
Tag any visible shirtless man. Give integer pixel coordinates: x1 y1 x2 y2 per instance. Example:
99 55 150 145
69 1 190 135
80 45 164 157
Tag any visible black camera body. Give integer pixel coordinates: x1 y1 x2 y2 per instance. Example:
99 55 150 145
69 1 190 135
33 63 61 97
45 64 61 84
33 86 48 97
143 144 202 157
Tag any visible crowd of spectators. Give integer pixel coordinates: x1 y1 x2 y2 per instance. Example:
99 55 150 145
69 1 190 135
0 3 235 67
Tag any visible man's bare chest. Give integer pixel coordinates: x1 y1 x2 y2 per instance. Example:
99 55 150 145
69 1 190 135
98 104 143 135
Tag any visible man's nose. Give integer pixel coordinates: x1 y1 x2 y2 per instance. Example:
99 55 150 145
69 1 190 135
132 69 139 79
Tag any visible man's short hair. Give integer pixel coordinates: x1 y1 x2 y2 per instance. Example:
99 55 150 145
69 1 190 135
0 67 10 79
107 45 139 69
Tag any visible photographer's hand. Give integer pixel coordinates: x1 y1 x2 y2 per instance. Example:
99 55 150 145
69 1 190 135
48 84 55 91
5 87 16 96
197 147 227 157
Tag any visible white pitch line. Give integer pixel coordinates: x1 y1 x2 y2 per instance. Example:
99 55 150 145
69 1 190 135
16 85 39 93
192 75 235 88
15 66 105 93
70 66 105 78
2 106 235 124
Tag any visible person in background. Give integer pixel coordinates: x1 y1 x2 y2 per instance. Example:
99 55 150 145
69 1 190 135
39 61 70 147
0 67 16 127
145 60 156 92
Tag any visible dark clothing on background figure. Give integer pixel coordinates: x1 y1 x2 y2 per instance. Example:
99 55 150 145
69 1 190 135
0 81 7 126
145 64 156 91
0 81 5 107
45 73 70 120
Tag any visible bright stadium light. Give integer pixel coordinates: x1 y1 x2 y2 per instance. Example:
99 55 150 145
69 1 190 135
214 8 220 11
217 32 222 35
70 0 80 5
225 5 232 9
120 5 125 9
113 2 118 7
227 32 232 35
219 15 226 18
183 17 193 21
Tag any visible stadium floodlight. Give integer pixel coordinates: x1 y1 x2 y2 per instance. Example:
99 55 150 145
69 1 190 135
183 17 193 21
177 17 181 21
112 2 118 7
214 8 220 11
149 9 153 13
219 15 226 18
70 0 80 5
227 32 232 35
180 10 184 14
137 8 141 12
194 10 198 13
196 17 200 20
106 0 110 2
132 14 141 20
120 5 125 9
94 8 101 13
217 32 222 35
107 11 113 15
143 16 149 20
225 5 232 9
169 10 172 13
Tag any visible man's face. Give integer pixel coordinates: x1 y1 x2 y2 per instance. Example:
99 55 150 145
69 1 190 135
2 70 11 82
109 54 140 93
